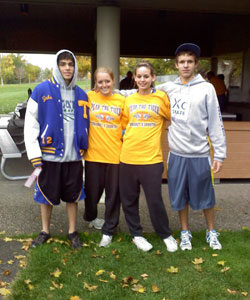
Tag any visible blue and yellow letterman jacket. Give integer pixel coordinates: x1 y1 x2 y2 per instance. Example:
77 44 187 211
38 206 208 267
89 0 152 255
24 77 89 163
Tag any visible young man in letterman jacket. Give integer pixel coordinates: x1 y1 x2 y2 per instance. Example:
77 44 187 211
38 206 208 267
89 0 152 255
24 50 89 248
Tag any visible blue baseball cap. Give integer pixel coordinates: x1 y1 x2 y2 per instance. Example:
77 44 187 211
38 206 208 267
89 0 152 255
175 43 201 57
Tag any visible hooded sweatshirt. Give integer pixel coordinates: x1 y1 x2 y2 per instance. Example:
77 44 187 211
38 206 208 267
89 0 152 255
24 50 89 162
156 74 226 161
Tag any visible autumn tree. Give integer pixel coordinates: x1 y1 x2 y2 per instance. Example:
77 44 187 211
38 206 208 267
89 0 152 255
76 56 91 79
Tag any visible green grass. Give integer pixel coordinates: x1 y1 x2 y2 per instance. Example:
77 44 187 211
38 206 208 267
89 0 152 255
0 81 90 114
6 230 250 300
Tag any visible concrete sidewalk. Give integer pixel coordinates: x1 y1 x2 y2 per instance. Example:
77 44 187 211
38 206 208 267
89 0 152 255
0 155 250 236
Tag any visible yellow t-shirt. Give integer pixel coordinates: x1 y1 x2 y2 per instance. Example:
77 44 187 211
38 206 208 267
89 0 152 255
84 91 125 164
120 90 170 165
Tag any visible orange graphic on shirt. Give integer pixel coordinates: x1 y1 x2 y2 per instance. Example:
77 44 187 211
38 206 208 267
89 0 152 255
133 111 152 121
95 113 115 124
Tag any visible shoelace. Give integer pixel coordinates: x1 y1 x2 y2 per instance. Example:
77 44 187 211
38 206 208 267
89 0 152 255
210 232 220 245
181 233 191 245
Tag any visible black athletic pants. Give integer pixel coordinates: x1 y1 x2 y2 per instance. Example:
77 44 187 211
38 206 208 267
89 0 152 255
83 161 120 235
119 162 172 239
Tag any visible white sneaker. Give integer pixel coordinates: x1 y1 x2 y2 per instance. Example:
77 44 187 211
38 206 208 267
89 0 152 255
163 235 178 252
206 230 222 250
99 234 112 247
132 236 153 252
88 218 104 230
180 230 192 251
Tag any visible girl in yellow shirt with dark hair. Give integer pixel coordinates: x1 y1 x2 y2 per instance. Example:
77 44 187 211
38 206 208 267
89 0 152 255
120 61 177 252
83 67 125 247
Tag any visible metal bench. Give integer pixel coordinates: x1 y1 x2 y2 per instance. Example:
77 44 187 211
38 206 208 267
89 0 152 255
0 129 29 180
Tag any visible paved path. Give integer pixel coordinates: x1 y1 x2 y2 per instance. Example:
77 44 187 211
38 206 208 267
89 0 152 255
0 156 250 235
0 155 250 293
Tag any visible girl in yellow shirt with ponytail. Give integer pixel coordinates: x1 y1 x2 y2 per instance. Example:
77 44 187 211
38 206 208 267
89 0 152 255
120 61 177 252
83 67 125 247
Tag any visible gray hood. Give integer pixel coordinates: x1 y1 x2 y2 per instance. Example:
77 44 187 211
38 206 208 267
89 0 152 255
53 49 78 88
173 73 205 86
156 74 226 160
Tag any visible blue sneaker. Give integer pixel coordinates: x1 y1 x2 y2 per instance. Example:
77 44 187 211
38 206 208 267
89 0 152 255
206 230 222 250
180 230 192 251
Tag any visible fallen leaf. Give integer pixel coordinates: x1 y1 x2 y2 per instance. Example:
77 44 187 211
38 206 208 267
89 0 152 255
50 268 62 278
19 260 27 268
110 272 116 280
24 279 32 284
194 265 202 272
7 260 14 265
51 281 63 289
155 250 162 255
221 267 230 273
202 247 207 251
14 255 26 260
0 280 7 287
131 284 146 293
241 292 248 296
167 266 178 273
131 279 139 284
122 276 133 284
212 253 218 257
70 296 83 300
62 258 68 265
116 255 120 259
53 247 60 254
4 270 11 276
192 257 204 265
218 261 226 266
76 272 82 277
96 269 105 276
214 206 221 211
99 279 108 283
28 284 34 290
22 242 31 251
227 288 237 294
83 281 98 291
141 273 149 279
117 237 122 242
0 287 11 296
83 231 89 237
3 237 12 242
152 284 160 292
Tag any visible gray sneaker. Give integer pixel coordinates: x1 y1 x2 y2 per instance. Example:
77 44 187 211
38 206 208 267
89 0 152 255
206 230 222 250
180 230 192 251
88 218 104 230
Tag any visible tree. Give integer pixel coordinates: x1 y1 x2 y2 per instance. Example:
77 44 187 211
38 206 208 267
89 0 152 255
41 68 52 81
0 55 15 84
15 65 26 84
25 63 41 83
76 56 91 79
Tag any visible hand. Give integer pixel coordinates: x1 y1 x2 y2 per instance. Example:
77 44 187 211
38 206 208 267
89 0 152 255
212 160 223 174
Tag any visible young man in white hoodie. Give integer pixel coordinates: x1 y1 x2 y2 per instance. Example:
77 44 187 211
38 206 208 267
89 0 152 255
24 50 89 248
157 43 226 251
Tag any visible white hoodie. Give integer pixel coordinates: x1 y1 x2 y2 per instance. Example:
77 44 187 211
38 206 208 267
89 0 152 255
157 74 226 161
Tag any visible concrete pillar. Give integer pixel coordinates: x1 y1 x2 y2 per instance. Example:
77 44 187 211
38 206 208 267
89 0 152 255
96 6 120 88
